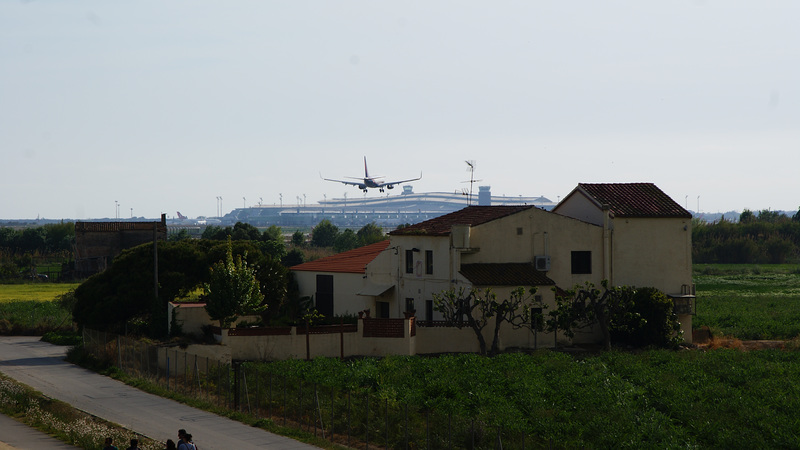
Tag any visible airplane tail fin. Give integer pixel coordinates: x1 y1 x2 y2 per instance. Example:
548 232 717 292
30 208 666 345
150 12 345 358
364 156 369 178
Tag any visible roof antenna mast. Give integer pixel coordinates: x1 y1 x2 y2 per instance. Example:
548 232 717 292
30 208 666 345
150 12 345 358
465 160 476 206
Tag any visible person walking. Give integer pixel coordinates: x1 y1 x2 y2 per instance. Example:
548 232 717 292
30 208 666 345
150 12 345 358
164 439 177 450
177 433 196 450
126 438 141 450
176 429 187 448
103 437 119 450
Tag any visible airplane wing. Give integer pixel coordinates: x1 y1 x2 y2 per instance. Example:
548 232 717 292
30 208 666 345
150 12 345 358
320 173 364 187
375 172 423 188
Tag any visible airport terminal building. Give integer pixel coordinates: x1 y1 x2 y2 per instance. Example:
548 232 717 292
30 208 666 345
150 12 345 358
220 186 555 229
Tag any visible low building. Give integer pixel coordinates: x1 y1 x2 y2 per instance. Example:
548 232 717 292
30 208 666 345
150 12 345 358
74 214 167 277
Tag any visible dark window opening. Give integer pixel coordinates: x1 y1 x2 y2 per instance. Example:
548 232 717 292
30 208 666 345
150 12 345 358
425 250 433 275
405 250 414 274
571 251 592 274
405 298 415 313
315 274 334 317
377 301 390 318
425 300 433 321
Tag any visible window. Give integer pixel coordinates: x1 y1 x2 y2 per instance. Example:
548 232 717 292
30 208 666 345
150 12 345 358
405 298 415 313
530 306 544 331
425 300 433 321
405 250 414 274
571 251 592 274
377 301 390 318
315 275 334 317
425 250 433 275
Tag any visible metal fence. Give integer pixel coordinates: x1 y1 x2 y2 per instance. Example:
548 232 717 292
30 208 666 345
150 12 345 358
82 329 551 450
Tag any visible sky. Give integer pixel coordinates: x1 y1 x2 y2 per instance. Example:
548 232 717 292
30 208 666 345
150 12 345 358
2 1 798 220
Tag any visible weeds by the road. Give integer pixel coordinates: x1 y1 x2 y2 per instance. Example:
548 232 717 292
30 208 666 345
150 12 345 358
0 372 161 449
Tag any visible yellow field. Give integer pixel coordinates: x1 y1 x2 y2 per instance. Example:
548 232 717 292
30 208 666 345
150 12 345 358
0 283 80 303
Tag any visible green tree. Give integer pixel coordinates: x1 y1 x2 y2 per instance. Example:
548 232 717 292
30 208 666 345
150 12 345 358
608 287 682 349
262 225 283 243
547 281 628 351
739 209 755 223
757 209 787 224
310 220 339 247
201 225 227 240
433 286 538 355
168 229 192 241
548 281 680 350
357 222 385 246
18 228 45 253
283 248 305 267
334 229 359 252
43 222 74 252
231 222 261 241
291 230 305 247
204 238 265 328
71 239 283 336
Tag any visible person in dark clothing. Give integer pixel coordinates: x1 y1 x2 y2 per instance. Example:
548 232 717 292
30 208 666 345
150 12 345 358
103 437 118 450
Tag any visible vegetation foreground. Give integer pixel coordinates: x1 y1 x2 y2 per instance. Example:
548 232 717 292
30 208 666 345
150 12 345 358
257 348 800 448
3 265 800 448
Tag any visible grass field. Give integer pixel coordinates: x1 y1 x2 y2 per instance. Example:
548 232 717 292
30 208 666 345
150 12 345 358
694 264 800 339
0 282 79 303
0 283 78 334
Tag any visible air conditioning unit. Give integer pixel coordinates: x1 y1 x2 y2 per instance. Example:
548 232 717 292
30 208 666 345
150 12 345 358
534 255 550 271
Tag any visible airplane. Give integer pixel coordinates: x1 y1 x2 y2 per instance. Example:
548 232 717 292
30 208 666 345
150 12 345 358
176 211 188 220
321 157 422 193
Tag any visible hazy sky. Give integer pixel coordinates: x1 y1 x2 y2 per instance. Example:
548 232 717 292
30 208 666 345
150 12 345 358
2 1 798 220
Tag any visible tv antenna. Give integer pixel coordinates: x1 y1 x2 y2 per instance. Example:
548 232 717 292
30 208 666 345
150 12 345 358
462 160 482 205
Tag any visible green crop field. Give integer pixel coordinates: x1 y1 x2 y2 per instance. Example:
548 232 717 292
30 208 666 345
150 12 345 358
0 283 79 303
694 264 800 339
0 283 78 334
255 349 800 448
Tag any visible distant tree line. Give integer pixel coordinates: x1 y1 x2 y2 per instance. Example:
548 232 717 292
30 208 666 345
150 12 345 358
308 220 387 252
0 222 74 280
693 208 800 264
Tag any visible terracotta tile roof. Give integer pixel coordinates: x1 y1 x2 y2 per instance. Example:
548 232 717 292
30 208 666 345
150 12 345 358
389 206 533 236
577 183 691 218
459 263 555 287
290 240 390 274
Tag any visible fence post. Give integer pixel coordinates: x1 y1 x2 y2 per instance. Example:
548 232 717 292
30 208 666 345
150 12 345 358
283 375 287 427
166 351 170 391
405 403 408 450
298 381 303 430
314 383 318 437
426 410 430 450
256 365 260 417
269 371 273 419
471 420 475 450
330 386 335 442
385 398 389 450
449 411 452 450
347 391 351 448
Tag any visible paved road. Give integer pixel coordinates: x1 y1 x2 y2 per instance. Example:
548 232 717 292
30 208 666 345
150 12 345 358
0 337 317 450
0 413 78 450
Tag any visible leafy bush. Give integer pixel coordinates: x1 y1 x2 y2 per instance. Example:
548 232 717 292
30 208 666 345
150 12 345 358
609 287 682 349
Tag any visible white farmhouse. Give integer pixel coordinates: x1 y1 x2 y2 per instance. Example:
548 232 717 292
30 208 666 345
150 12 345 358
291 182 695 349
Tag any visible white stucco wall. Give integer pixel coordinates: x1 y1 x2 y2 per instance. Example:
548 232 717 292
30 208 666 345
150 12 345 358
292 270 376 317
